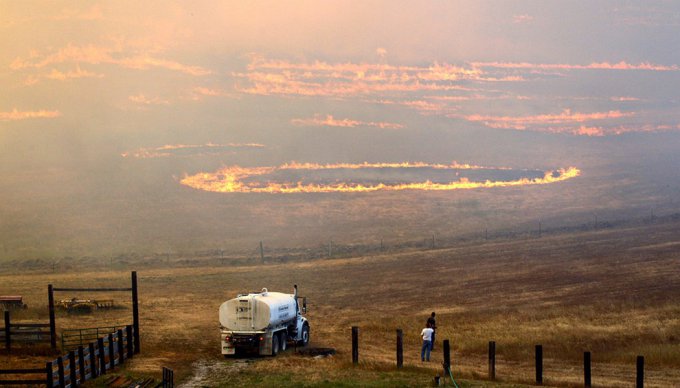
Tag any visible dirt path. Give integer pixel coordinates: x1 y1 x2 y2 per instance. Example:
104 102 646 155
178 358 253 388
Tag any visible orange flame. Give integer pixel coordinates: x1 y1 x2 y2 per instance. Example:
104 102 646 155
0 109 62 121
180 162 580 194
276 161 508 170
470 61 680 72
121 143 265 158
290 114 404 129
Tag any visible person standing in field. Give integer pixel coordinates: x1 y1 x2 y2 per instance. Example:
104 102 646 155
427 312 437 351
421 322 434 362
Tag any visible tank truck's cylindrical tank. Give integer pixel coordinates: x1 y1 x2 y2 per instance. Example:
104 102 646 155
219 290 297 331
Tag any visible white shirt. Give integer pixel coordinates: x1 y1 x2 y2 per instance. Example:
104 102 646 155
421 328 434 341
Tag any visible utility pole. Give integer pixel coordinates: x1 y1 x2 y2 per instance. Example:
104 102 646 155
259 241 264 262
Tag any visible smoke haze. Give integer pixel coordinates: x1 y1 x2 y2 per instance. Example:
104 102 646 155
1 1 680 259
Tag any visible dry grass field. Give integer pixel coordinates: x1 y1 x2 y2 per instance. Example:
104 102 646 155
2 214 679 387
2 139 679 262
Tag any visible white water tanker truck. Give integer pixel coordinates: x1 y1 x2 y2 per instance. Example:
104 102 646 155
219 285 309 356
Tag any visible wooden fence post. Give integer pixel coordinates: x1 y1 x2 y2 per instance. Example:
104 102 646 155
443 340 451 376
97 337 106 376
46 361 53 388
117 329 125 363
636 355 644 388
48 284 57 349
351 326 359 364
108 333 115 370
126 325 133 358
57 356 65 388
68 350 77 387
163 367 174 388
488 341 496 380
132 271 140 354
584 351 591 388
78 346 86 383
535 345 543 385
4 311 10 350
88 342 97 378
396 329 403 368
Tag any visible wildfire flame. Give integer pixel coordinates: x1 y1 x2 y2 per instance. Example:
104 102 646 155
180 162 580 194
121 143 265 158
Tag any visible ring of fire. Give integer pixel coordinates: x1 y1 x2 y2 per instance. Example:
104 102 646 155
180 162 580 194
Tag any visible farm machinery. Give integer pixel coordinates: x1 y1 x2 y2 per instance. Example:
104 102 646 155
57 298 114 312
0 295 27 310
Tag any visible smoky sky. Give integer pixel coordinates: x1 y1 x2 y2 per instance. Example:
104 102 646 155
3 2 680 148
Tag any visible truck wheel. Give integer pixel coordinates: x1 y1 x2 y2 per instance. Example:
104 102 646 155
272 334 280 356
279 332 287 352
300 324 310 346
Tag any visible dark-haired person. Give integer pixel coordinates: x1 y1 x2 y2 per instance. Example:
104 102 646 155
427 312 436 350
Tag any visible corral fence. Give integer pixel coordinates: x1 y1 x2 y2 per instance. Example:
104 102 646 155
351 326 649 388
61 326 126 351
1 310 52 350
48 271 140 352
0 271 143 386
2 271 143 352
162 367 174 388
0 325 136 387
0 367 49 386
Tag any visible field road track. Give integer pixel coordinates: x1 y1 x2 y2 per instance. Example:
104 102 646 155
178 358 253 387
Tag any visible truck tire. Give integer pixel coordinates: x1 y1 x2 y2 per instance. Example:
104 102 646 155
279 332 287 352
272 333 280 356
299 324 310 346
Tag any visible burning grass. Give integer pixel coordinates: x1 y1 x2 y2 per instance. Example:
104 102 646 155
179 161 580 193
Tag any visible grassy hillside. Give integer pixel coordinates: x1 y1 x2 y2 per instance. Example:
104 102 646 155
2 215 679 386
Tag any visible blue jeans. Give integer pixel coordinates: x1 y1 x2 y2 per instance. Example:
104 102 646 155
421 340 432 361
